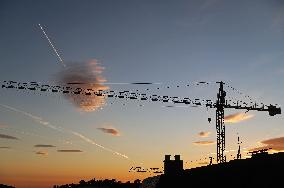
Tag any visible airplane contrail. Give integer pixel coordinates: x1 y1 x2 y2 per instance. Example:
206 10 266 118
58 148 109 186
38 24 66 67
71 131 129 159
0 103 129 159
0 103 63 131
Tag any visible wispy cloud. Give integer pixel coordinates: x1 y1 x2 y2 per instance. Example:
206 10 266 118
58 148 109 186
57 149 83 153
193 141 215 145
262 137 284 146
97 127 120 136
56 59 109 112
0 103 129 160
224 113 254 123
34 144 56 148
198 131 211 138
249 137 284 153
0 133 19 140
0 146 11 149
35 151 48 156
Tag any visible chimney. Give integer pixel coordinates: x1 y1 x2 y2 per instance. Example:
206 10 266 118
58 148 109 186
165 155 171 161
174 155 180 161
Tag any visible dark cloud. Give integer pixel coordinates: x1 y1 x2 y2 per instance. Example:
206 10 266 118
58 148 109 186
97 127 120 136
0 133 19 140
34 144 56 148
198 131 211 138
249 137 284 153
55 60 109 112
193 141 215 145
224 113 254 123
35 151 48 155
0 146 11 149
57 149 83 152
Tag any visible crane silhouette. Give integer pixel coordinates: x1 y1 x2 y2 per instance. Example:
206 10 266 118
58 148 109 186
213 82 280 163
1 80 281 163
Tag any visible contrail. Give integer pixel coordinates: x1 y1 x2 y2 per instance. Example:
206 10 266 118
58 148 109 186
38 24 66 67
0 103 129 159
71 131 129 159
0 103 63 131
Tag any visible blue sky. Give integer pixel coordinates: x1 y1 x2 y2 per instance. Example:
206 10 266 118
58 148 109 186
0 0 283 187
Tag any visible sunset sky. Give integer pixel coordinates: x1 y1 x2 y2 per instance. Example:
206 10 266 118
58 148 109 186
0 1 284 188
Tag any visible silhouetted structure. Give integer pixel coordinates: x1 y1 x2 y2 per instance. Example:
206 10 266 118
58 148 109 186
156 151 284 188
237 136 242 159
163 155 183 176
2 80 281 164
53 178 141 188
215 81 281 163
215 81 226 163
0 184 15 188
141 176 160 188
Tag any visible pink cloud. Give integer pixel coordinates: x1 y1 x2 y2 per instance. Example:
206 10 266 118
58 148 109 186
97 127 120 136
224 113 254 123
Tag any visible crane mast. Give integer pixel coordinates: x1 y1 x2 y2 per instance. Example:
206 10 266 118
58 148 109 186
216 81 226 163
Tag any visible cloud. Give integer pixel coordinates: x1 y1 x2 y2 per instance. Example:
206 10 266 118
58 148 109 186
262 137 284 146
0 146 11 149
55 59 109 112
0 104 129 160
198 131 211 138
0 103 64 132
249 137 284 153
34 144 56 148
224 113 254 123
35 151 48 156
97 127 120 136
193 141 215 145
0 133 19 140
57 149 83 152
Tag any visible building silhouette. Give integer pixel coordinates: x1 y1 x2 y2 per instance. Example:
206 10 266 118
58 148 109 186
53 178 141 188
163 155 183 175
0 184 15 188
156 151 284 188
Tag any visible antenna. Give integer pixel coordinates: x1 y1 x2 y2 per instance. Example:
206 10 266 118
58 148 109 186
237 135 242 160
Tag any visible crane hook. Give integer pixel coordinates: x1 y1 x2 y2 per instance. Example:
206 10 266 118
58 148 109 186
208 118 211 123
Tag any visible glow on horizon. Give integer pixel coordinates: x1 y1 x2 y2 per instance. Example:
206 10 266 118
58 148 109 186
0 1 283 188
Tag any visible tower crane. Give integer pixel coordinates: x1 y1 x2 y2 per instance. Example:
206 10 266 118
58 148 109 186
1 80 281 163
212 82 281 163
